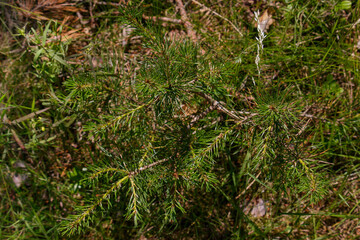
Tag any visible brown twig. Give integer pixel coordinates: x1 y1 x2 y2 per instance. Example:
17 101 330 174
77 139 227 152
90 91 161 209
189 103 218 128
193 92 244 121
236 171 262 199
142 14 182 24
96 2 122 7
191 0 243 37
300 113 330 122
297 118 311 136
128 158 169 176
3 115 34 164
3 108 50 164
174 0 197 41
9 107 50 125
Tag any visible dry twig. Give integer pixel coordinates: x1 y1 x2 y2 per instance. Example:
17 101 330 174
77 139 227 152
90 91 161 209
194 91 243 121
174 0 197 41
128 158 169 176
142 14 182 24
191 0 243 37
3 115 34 164
236 171 262 199
188 103 218 128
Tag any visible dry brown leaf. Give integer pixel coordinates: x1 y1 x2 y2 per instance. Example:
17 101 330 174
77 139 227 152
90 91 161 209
250 198 267 217
255 9 274 32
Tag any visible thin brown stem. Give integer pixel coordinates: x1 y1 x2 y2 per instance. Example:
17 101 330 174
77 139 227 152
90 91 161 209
174 0 197 41
193 91 244 121
142 14 183 24
189 103 218 128
191 0 243 37
128 158 169 176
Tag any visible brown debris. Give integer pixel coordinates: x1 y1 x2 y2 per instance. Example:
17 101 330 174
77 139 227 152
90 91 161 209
174 0 198 42
14 0 86 21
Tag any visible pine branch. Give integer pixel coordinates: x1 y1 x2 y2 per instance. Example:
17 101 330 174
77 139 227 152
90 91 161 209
62 175 129 236
127 176 140 224
89 168 126 181
92 98 156 133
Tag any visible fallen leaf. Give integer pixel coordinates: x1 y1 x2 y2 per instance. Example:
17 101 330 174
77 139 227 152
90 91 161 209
255 9 274 32
250 198 266 217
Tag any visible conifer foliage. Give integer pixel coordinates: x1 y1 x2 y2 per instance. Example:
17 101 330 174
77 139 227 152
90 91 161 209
2 0 359 238
53 3 328 236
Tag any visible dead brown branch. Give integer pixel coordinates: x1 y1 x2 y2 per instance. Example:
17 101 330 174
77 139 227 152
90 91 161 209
3 115 34 164
191 0 243 37
174 0 197 42
9 107 51 125
189 103 218 128
142 14 183 24
128 158 169 176
194 92 244 121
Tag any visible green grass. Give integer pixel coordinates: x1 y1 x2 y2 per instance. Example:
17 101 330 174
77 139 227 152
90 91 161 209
1 0 360 239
